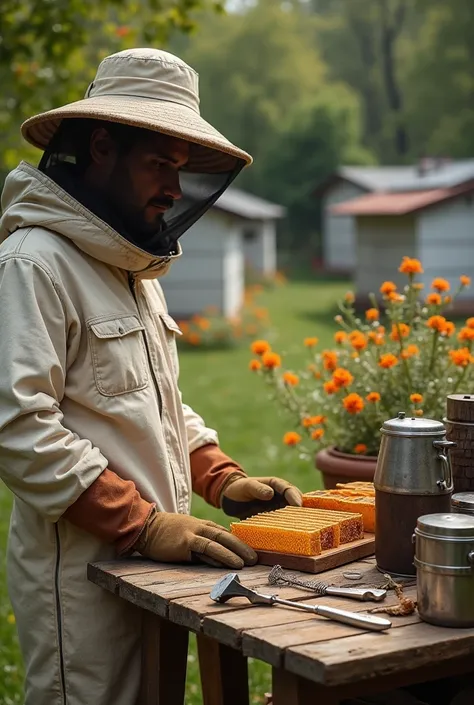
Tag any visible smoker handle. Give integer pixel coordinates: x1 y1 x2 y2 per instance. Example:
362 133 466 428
433 440 456 491
468 551 474 567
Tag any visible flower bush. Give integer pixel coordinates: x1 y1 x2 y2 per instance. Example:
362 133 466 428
177 285 270 350
248 257 473 457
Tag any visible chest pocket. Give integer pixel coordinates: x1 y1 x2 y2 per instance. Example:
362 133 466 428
88 315 149 396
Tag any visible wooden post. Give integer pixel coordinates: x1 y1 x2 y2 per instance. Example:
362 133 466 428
197 633 249 705
140 611 189 705
446 394 474 492
272 668 340 705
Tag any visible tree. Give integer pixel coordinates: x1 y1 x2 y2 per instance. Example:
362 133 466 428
176 0 328 193
0 0 224 169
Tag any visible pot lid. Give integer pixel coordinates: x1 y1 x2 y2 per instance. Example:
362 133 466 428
452 493 474 509
380 411 445 437
417 513 474 537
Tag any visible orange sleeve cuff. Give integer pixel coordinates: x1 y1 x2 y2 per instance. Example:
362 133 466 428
190 443 246 508
62 468 155 555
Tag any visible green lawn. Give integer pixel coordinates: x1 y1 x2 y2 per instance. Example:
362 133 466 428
0 278 348 705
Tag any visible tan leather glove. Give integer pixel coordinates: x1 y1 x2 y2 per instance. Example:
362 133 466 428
220 475 303 519
133 509 258 569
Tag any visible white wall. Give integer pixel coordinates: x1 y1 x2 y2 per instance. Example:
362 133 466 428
243 220 277 276
417 196 474 299
323 181 367 272
355 215 416 295
160 210 244 318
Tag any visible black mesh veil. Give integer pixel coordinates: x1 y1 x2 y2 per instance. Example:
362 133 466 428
38 118 245 258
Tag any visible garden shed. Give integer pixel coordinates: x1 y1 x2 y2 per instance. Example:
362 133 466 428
318 160 474 275
160 185 285 319
330 161 474 314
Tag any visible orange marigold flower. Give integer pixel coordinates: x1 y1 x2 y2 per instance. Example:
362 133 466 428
401 344 420 359
378 326 386 334
350 333 368 351
314 370 322 379
390 323 410 341
431 278 450 293
415 409 424 417
304 337 319 348
449 348 473 367
311 428 325 441
115 25 131 37
365 308 379 322
311 415 327 424
413 283 424 291
399 256 423 275
302 417 314 428
444 321 455 337
458 327 474 342
197 317 211 330
332 367 354 388
444 296 452 304
251 339 271 356
427 315 447 333
188 333 201 345
426 293 442 306
354 444 368 454
466 317 474 329
379 353 398 369
460 275 471 287
283 431 302 446
324 380 338 395
344 291 355 303
380 281 397 296
410 393 423 404
343 393 365 414
389 291 405 303
262 351 281 369
283 372 299 386
334 331 347 344
366 392 381 403
322 350 338 371
253 307 269 320
249 359 262 372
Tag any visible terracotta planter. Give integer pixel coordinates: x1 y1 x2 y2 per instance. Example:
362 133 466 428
315 446 378 489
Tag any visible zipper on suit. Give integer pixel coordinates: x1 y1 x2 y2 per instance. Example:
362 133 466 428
128 272 181 506
54 523 67 705
128 273 163 418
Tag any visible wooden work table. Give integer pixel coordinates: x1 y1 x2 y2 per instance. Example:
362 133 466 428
88 556 474 705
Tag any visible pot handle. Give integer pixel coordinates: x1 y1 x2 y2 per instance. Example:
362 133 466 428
468 551 474 567
433 440 456 491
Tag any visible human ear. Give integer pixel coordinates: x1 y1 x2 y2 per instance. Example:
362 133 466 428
89 127 118 169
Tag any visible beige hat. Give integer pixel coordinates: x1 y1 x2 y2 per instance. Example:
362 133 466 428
21 48 252 173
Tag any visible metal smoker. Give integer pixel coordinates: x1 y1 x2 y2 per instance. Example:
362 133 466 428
374 412 456 577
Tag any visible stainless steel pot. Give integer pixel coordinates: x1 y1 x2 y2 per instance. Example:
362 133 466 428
452 492 474 516
414 513 474 627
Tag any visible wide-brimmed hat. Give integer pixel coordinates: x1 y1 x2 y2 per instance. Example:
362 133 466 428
21 48 252 174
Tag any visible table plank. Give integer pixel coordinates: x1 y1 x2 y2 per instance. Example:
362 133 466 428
199 588 415 650
242 589 419 666
285 621 474 686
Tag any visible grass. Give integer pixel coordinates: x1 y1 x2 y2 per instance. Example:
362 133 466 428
0 278 348 705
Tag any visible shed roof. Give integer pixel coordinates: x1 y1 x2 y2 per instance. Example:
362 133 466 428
319 160 474 195
330 181 474 216
182 176 286 220
214 187 286 220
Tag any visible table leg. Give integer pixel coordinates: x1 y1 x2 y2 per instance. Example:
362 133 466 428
272 668 341 705
139 611 189 705
197 633 250 705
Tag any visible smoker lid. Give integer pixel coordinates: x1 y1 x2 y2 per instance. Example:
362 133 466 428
380 411 445 437
452 493 474 510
